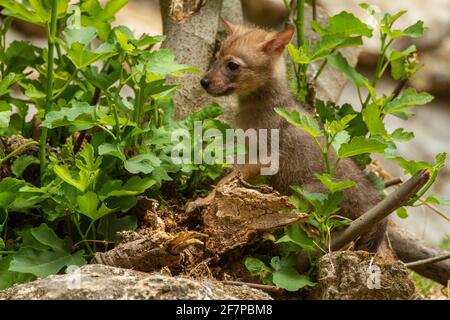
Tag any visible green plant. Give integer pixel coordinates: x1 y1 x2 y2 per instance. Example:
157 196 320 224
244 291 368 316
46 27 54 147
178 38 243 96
245 3 449 291
0 0 231 289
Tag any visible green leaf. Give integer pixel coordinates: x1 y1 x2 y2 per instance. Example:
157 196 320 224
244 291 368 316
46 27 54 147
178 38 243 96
272 266 316 292
324 114 356 136
124 153 162 174
384 88 433 115
141 49 199 81
245 257 271 275
53 165 89 192
42 102 97 129
83 63 121 91
131 34 165 48
362 104 388 138
76 144 102 172
276 224 314 251
386 45 417 80
0 102 12 128
0 72 20 97
114 28 135 51
310 35 362 61
338 137 387 158
327 52 367 87
63 25 97 47
1 41 43 73
9 224 86 278
275 109 323 137
0 255 36 290
65 42 117 69
331 130 350 153
98 142 126 161
390 156 432 175
0 0 45 24
391 128 414 142
77 191 112 221
182 103 223 127
424 196 450 206
403 21 425 38
98 0 128 21
99 176 156 200
10 247 85 278
0 178 26 208
315 173 356 193
313 11 373 37
11 155 39 177
21 82 46 99
287 43 310 64
396 207 408 219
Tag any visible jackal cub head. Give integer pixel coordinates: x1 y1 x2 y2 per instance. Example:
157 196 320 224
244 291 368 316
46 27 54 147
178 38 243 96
200 19 294 97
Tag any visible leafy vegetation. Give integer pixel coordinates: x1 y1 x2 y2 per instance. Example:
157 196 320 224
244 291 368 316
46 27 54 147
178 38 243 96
246 3 448 290
0 0 230 289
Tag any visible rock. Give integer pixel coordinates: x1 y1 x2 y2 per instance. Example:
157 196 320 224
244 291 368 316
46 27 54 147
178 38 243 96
0 264 272 300
314 251 419 300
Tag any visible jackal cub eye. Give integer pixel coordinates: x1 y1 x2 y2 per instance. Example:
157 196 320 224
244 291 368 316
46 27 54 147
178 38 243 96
227 61 240 71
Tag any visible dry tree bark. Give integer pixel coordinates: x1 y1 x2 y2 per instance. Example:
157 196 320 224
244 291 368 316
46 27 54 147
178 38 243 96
388 223 450 286
91 174 306 273
202 174 308 254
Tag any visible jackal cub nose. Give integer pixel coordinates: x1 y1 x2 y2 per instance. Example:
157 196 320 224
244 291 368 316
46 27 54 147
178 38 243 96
200 77 210 89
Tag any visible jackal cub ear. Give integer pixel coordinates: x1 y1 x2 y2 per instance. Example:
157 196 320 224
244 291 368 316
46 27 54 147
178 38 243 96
220 17 238 34
262 25 295 55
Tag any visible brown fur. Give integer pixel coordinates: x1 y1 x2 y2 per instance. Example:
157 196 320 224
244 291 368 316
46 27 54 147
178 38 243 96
201 22 387 252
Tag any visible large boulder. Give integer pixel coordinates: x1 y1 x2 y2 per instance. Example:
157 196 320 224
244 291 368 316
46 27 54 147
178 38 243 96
313 251 419 300
0 264 272 300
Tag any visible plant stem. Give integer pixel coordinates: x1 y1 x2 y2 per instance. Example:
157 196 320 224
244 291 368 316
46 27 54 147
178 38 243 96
363 36 392 107
408 169 438 206
296 0 305 48
51 69 78 101
73 87 101 154
106 94 121 138
391 78 408 100
134 64 147 126
0 141 38 165
312 0 317 21
314 49 336 81
73 239 114 248
39 0 58 184
73 213 95 256
0 251 15 254
95 124 117 140
323 151 331 174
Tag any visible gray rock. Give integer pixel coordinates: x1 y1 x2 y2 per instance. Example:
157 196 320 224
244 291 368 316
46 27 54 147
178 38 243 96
313 251 419 300
0 264 272 300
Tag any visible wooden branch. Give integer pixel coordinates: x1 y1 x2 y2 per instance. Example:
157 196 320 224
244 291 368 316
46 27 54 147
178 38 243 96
405 253 450 268
297 170 431 273
388 222 450 286
384 177 403 188
330 170 430 251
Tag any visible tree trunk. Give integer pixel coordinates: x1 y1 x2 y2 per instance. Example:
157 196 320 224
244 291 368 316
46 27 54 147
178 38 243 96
388 222 450 286
160 0 239 121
